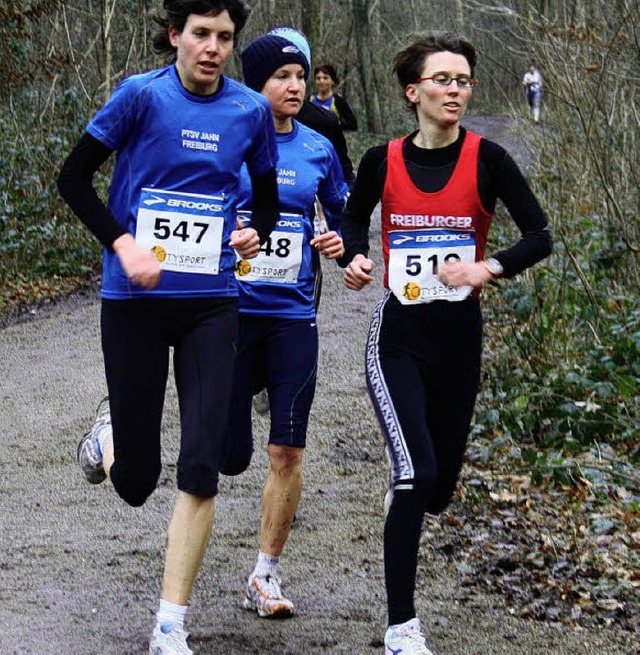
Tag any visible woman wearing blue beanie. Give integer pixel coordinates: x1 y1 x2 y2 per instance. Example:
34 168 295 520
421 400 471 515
221 29 349 619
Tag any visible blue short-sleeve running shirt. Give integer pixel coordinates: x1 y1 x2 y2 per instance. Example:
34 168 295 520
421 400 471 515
87 65 277 299
235 120 348 318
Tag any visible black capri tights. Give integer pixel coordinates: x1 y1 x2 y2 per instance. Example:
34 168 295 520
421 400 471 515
101 297 238 507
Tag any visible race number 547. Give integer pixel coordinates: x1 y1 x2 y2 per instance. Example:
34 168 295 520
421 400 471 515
153 217 209 244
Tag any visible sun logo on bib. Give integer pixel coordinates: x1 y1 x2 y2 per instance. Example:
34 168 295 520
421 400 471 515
402 282 421 301
235 259 252 276
151 245 167 263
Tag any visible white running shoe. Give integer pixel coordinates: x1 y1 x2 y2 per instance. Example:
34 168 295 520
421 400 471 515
384 617 434 655
149 623 193 655
77 397 110 484
253 388 270 414
243 570 294 618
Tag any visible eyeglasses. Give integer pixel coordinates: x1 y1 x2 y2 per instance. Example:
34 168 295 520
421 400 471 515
416 73 477 89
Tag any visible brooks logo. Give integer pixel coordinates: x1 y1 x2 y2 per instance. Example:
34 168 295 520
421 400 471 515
143 196 166 206
392 235 413 245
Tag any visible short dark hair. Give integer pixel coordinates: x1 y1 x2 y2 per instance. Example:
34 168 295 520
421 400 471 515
314 64 338 85
152 0 250 57
393 31 477 115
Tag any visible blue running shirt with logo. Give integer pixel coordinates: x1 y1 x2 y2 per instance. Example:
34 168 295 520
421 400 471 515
234 120 348 318
87 65 278 299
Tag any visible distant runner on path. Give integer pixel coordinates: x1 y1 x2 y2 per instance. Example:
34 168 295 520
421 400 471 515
310 63 358 132
522 63 542 123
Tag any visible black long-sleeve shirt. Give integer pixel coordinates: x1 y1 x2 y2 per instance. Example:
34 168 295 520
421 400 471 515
341 128 552 278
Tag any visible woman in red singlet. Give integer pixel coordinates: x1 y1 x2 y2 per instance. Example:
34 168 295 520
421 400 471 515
340 31 552 654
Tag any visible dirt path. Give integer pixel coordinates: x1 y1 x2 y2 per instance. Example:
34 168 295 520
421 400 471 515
0 119 635 654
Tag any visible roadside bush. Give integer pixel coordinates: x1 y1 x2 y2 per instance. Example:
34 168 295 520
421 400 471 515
0 88 103 316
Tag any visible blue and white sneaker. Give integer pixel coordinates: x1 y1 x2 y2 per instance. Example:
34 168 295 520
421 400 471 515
77 397 110 484
149 623 193 655
384 617 434 654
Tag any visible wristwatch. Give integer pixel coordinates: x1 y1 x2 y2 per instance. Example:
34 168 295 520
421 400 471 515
483 257 504 278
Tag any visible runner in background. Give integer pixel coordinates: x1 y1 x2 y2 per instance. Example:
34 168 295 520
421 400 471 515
522 63 542 123
221 29 348 620
340 31 552 655
56 2 278 653
310 63 359 132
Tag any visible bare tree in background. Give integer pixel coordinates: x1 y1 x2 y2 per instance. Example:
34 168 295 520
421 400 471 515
352 0 384 132
301 0 322 67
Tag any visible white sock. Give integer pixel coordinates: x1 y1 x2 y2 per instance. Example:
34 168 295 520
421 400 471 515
156 598 187 631
254 551 279 575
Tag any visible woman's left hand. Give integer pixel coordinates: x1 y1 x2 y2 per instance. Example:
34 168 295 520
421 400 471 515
311 231 345 259
438 260 494 288
230 226 260 259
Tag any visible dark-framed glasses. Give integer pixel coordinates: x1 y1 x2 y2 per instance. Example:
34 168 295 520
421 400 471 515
416 73 477 89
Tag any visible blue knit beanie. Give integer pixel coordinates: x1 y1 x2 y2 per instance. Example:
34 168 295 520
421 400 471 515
242 34 310 92
268 27 311 71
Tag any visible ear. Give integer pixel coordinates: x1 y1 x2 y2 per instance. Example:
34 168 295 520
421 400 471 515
405 83 420 105
168 26 180 49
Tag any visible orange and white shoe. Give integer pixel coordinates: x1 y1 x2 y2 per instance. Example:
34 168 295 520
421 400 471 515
243 571 294 618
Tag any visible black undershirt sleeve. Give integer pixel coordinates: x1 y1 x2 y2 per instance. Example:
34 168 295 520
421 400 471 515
56 131 126 250
334 94 358 132
479 143 553 278
248 168 279 244
339 144 388 264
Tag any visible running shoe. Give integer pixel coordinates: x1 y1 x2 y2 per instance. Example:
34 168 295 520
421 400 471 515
384 617 434 655
149 623 193 655
77 397 110 484
253 388 270 415
243 571 294 618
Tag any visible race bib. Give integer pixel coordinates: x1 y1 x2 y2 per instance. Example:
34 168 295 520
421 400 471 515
388 228 476 304
234 211 304 284
136 188 225 275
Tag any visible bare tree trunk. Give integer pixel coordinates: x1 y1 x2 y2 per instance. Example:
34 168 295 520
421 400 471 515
103 0 113 98
455 0 464 32
351 0 383 133
301 0 322 65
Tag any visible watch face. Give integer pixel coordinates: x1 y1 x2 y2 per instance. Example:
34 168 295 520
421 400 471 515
486 259 503 275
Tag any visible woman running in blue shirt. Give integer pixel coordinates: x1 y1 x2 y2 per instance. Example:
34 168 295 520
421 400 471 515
57 2 279 653
221 29 349 619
